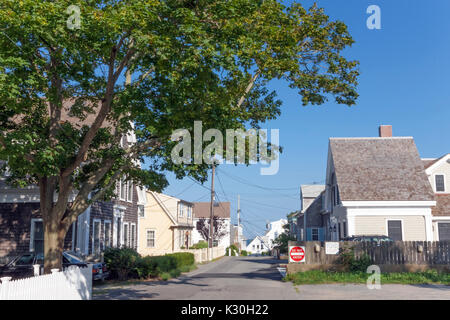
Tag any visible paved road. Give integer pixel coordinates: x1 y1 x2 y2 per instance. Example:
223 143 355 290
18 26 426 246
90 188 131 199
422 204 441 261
93 256 450 300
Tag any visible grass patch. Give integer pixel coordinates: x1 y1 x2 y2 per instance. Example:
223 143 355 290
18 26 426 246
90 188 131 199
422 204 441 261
179 264 197 273
284 270 450 286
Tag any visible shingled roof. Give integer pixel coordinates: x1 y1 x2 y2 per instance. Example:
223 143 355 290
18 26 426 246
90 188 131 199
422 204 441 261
329 137 435 201
193 202 230 219
432 194 450 216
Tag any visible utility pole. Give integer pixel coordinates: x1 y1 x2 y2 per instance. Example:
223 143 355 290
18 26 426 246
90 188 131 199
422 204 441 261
208 161 215 261
237 194 241 253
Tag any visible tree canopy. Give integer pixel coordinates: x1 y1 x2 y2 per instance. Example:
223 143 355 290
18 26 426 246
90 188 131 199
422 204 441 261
0 0 358 271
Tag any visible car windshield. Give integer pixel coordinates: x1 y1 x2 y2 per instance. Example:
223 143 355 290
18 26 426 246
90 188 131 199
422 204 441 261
63 252 84 264
15 254 35 265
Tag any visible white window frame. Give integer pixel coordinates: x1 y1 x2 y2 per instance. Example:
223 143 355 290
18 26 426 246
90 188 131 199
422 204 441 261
437 221 450 241
386 219 404 241
130 223 136 249
127 181 133 203
30 218 43 253
138 205 145 218
92 219 102 255
179 203 184 217
435 174 446 193
104 220 112 249
146 229 155 248
123 222 130 247
119 178 126 201
187 206 192 218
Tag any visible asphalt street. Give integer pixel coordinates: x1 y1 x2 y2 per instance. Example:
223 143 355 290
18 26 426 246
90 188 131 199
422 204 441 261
93 256 450 300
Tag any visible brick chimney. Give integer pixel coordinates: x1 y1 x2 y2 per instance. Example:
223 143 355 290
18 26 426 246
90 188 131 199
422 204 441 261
379 125 392 137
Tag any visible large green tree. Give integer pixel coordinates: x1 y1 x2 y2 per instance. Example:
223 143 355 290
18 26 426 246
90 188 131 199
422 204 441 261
0 0 358 272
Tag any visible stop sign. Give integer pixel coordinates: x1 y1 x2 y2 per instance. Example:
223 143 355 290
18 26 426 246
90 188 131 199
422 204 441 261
289 246 305 263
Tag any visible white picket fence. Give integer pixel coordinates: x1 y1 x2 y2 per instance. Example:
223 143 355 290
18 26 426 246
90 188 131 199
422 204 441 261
0 265 92 300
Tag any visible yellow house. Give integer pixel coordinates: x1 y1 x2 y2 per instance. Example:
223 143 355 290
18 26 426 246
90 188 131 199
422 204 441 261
138 191 194 256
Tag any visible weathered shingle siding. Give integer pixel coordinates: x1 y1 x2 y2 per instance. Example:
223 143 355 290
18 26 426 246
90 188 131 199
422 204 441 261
0 203 73 257
330 138 435 201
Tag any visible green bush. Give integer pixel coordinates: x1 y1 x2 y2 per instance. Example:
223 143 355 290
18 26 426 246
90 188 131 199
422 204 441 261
104 247 141 280
166 252 195 268
225 244 239 256
191 241 208 249
240 250 248 256
151 255 177 273
135 256 159 279
337 246 372 272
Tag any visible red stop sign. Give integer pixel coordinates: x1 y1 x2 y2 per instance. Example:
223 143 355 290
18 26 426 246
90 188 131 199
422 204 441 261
290 246 305 262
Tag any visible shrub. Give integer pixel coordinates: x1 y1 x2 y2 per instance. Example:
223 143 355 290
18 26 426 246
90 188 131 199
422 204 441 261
240 250 248 256
152 255 178 273
225 244 239 256
104 247 141 280
135 256 159 279
191 241 208 249
337 246 372 272
166 252 195 268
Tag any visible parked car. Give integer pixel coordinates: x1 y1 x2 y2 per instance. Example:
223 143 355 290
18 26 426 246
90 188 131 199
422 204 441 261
343 235 393 244
0 251 109 281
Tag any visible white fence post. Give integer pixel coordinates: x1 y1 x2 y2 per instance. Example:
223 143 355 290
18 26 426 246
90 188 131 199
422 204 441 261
33 264 40 276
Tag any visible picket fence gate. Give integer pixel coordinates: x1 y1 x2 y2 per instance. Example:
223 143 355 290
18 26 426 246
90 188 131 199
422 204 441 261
0 265 92 300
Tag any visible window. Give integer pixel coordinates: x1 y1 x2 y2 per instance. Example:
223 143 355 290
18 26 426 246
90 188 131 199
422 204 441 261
311 228 319 241
130 224 136 249
127 181 133 202
92 220 101 254
30 219 44 254
104 221 111 248
179 203 184 217
435 175 445 192
147 230 155 248
387 220 403 241
138 205 145 218
123 223 129 247
187 206 192 218
119 178 126 201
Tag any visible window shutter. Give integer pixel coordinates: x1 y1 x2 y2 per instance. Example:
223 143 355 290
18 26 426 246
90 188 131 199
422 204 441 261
306 228 312 241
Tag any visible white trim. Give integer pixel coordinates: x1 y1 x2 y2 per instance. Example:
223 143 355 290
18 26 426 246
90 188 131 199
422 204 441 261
29 218 43 252
425 154 450 174
92 219 101 255
130 223 136 249
123 222 130 247
431 216 450 220
342 201 436 208
434 174 446 193
104 220 112 249
386 219 405 241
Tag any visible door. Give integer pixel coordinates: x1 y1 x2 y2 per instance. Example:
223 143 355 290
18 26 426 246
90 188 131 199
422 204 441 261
387 220 403 241
438 223 450 241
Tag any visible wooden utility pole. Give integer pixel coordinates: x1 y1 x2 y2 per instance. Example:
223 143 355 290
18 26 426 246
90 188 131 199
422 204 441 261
208 162 215 261
237 194 241 253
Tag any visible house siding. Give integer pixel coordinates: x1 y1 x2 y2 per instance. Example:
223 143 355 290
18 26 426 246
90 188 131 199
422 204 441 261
354 215 426 240
0 203 73 258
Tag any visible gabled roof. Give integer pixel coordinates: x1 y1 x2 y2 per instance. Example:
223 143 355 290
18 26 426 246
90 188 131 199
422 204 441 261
193 202 230 219
432 194 450 216
422 158 439 169
424 154 450 173
300 185 325 198
329 137 435 201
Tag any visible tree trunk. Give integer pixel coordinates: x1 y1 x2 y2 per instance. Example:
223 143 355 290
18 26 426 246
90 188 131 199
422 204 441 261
43 218 66 274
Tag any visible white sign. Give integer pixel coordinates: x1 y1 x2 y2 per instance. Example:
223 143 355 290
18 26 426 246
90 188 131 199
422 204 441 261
325 242 339 255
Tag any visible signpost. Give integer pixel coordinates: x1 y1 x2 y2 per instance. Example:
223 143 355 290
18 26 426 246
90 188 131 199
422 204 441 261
289 246 305 263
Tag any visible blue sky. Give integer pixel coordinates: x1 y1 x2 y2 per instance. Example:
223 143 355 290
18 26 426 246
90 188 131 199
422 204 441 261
160 0 450 240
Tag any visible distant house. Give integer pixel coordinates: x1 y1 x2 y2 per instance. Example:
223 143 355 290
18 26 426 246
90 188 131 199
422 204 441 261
230 224 246 250
138 191 194 256
323 126 436 241
296 185 325 241
423 154 450 240
286 211 299 240
245 218 287 254
192 202 231 248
